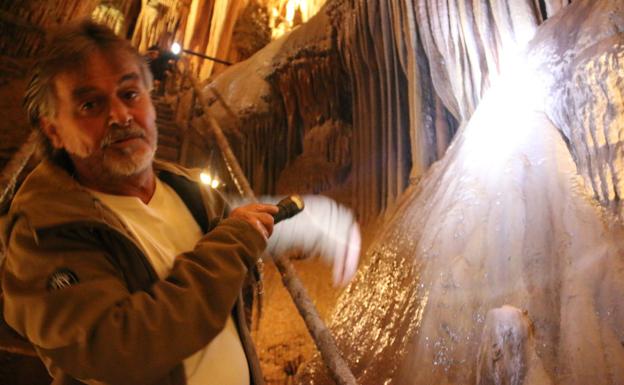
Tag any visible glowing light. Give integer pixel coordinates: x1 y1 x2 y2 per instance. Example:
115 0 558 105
284 1 297 23
270 0 325 40
200 171 221 188
200 172 212 185
461 54 545 172
171 42 182 55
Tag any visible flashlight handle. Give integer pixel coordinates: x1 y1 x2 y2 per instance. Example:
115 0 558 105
273 195 305 223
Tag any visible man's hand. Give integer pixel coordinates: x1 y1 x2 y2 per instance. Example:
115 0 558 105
229 203 279 240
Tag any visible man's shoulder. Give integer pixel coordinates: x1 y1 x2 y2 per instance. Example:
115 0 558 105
153 160 229 206
11 159 82 207
153 160 201 182
6 160 100 231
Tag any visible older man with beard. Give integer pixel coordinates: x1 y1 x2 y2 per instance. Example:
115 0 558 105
1 21 360 385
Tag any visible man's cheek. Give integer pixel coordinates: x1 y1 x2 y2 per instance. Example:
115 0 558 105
75 138 98 158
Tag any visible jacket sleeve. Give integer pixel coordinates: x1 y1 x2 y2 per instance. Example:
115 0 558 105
2 216 265 385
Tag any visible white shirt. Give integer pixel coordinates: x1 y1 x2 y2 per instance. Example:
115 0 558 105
89 178 250 385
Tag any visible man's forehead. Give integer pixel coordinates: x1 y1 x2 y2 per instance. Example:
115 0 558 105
54 50 142 94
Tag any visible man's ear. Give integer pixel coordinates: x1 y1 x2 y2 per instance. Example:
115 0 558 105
39 116 63 149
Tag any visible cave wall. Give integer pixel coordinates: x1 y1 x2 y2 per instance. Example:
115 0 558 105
296 1 624 385
335 0 449 222
200 0 569 225
201 0 461 224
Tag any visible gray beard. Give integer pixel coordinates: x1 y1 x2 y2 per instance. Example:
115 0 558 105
100 145 157 177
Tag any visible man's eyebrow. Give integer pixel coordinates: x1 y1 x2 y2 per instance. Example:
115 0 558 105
72 86 97 99
71 72 141 99
119 72 140 84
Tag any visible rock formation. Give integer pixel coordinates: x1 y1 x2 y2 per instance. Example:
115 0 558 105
296 0 624 384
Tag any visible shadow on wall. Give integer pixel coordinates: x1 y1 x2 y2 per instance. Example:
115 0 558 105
0 351 51 385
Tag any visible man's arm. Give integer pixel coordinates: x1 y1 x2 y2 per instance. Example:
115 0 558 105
2 216 265 385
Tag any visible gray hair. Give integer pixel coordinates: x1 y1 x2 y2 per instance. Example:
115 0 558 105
23 20 153 159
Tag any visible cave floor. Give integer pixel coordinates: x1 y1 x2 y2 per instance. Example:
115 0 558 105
253 259 343 385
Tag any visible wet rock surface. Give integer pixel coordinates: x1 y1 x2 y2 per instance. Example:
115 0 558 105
297 1 624 384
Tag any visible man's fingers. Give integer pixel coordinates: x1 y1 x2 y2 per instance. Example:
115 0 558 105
253 219 269 239
230 203 278 239
252 203 279 215
231 203 279 215
256 212 275 236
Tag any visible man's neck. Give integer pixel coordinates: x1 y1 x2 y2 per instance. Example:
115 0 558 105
74 165 156 204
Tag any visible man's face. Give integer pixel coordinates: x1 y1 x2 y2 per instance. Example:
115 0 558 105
42 49 157 181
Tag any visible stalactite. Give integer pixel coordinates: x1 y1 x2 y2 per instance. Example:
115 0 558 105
202 0 458 225
335 0 451 222
231 2 272 62
201 5 355 201
91 4 127 35
198 0 248 78
542 0 572 18
132 0 190 52
254 48 352 198
0 16 44 58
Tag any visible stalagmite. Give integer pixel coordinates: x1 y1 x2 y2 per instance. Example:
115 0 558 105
476 306 552 385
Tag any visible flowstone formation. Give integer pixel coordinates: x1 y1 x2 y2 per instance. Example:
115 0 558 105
297 1 624 384
200 0 621 383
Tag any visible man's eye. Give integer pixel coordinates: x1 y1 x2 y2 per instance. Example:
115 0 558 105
122 90 139 100
80 101 97 111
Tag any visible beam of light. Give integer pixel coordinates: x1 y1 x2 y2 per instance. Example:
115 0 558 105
171 42 182 55
460 51 546 174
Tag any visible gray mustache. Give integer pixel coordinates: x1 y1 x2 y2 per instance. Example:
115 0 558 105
100 125 146 149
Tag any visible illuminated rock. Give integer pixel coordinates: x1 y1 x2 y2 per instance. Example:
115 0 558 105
297 0 624 384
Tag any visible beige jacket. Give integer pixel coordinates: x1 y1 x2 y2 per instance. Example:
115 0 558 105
1 159 266 385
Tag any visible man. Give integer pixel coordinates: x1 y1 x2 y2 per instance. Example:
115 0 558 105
145 45 177 95
1 21 360 385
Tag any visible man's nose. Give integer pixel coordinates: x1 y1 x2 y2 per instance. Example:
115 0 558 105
108 97 132 126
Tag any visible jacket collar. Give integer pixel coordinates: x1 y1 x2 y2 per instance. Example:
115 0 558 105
5 159 201 231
